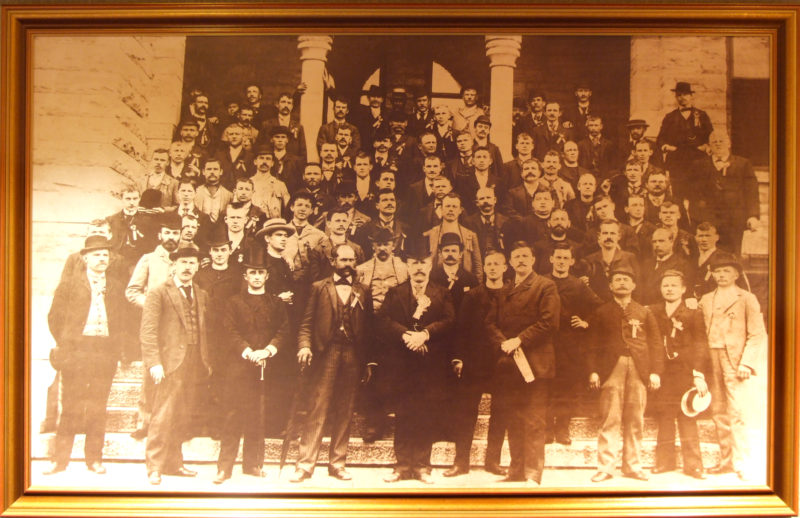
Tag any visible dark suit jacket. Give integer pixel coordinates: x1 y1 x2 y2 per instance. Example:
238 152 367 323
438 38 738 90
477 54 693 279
48 270 127 363
298 277 373 362
487 272 560 383
377 281 455 388
106 210 158 271
140 279 211 375
563 197 593 233
656 107 713 153
454 170 507 214
215 147 255 191
260 117 307 159
647 301 709 401
692 154 760 232
429 265 479 313
580 248 640 301
587 299 663 383
455 284 505 382
533 121 575 160
353 219 408 260
638 253 693 305
578 136 617 179
272 152 306 194
352 105 388 150
462 212 510 256
499 184 535 220
316 120 362 154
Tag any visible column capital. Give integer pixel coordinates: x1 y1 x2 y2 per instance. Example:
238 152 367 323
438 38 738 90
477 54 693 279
297 35 333 61
485 35 522 68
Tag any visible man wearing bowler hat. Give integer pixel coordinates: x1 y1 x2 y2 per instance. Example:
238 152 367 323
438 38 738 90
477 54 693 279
588 265 663 483
213 246 290 484
656 81 714 200
648 269 710 480
354 84 388 150
44 235 127 475
699 252 766 479
615 118 651 169
378 235 455 484
140 243 211 485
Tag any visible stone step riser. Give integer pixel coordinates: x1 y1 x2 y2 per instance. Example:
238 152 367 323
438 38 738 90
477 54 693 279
101 407 719 443
34 434 722 469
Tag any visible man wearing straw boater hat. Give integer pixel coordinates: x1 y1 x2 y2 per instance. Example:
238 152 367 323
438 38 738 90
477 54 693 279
289 242 373 483
648 269 710 480
213 245 289 484
44 235 127 476
379 234 455 484
140 243 211 485
699 251 767 480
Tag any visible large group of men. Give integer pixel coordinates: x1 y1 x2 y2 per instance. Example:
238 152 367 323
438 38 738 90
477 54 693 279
44 76 766 487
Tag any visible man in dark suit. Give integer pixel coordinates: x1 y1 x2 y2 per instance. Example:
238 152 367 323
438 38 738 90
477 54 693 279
563 82 596 141
581 219 640 301
656 81 714 200
378 236 455 484
455 146 507 214
140 243 212 485
588 266 663 482
213 247 290 483
44 236 126 475
502 131 536 189
514 90 547 143
215 124 254 191
269 125 307 195
260 92 307 159
442 249 508 477
614 118 650 170
353 85 388 151
544 243 603 445
409 88 435 137
692 130 761 254
533 101 575 160
648 270 710 480
486 241 560 486
316 95 362 153
429 232 480 312
107 185 156 276
290 244 374 482
472 115 505 178
577 116 616 180
639 227 693 305
533 209 584 274
463 186 509 257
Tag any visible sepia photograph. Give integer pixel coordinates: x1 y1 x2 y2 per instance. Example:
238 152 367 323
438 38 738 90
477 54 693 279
2 3 797 516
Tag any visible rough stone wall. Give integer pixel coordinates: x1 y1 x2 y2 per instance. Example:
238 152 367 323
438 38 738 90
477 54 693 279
31 35 186 221
630 36 728 138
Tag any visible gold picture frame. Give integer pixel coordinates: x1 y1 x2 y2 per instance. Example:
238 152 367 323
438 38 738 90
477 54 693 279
1 2 798 516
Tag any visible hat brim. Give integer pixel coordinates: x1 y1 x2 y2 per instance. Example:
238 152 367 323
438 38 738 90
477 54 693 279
681 388 712 417
80 245 112 255
169 250 203 261
255 224 296 239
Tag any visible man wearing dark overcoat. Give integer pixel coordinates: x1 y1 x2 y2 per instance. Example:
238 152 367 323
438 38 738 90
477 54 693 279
290 244 374 482
378 236 455 484
140 243 212 485
44 236 126 475
648 270 710 480
213 247 289 483
487 241 560 486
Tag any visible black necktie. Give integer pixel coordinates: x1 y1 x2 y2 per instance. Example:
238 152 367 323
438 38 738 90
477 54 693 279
335 276 352 286
181 285 193 304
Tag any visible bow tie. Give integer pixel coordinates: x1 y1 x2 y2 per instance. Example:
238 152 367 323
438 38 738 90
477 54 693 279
714 159 730 170
335 276 352 286
680 107 692 113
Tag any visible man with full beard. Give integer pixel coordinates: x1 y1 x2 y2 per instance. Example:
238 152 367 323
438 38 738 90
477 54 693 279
290 244 374 483
125 212 183 440
532 209 583 274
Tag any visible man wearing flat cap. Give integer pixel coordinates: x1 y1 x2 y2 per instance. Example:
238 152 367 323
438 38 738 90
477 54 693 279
656 81 714 200
44 236 127 475
699 252 767 480
140 243 211 485
587 265 663 483
648 269 710 480
378 235 455 484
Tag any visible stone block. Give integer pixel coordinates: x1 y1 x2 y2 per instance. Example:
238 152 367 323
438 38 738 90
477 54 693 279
34 36 154 85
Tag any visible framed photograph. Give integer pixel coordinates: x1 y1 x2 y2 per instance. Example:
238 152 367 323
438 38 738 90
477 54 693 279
1 2 798 516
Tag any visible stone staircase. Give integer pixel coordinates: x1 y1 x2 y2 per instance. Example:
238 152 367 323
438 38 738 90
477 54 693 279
34 362 722 469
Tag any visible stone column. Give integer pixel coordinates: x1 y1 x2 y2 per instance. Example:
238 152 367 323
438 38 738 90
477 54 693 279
485 35 522 159
297 35 333 162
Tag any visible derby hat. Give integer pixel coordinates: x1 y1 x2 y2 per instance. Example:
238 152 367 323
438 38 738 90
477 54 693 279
671 81 695 95
608 264 636 281
335 181 357 196
169 243 203 262
270 125 290 138
80 235 113 255
438 232 464 250
366 84 384 97
370 226 396 244
708 251 744 274
403 234 431 261
140 189 163 210
474 114 492 127
681 387 712 418
160 210 183 231
255 218 296 239
253 144 274 157
388 87 408 100
659 268 685 282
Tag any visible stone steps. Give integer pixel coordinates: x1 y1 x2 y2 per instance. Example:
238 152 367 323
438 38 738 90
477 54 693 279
33 432 721 469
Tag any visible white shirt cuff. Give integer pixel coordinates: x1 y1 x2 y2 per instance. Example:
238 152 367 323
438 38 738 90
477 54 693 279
242 346 253 359
266 345 278 356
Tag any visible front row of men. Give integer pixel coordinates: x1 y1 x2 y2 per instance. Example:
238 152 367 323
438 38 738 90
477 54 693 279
45 222 765 485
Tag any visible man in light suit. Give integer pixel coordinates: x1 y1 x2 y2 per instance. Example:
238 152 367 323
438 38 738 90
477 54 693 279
290 244 374 482
140 243 212 485
699 252 767 480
